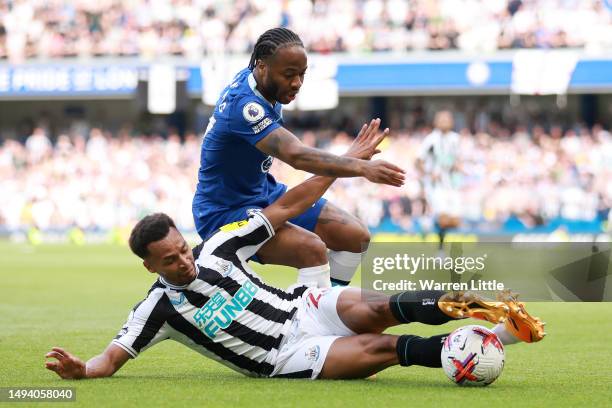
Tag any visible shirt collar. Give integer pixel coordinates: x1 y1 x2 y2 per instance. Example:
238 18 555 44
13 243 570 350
159 264 197 290
247 71 275 108
159 276 189 290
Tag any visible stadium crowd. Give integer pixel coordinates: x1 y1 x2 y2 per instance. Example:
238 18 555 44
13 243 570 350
1 122 610 234
1 0 611 62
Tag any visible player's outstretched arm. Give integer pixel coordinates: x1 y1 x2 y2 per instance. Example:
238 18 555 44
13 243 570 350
255 119 405 186
262 121 404 229
262 175 335 230
45 344 130 380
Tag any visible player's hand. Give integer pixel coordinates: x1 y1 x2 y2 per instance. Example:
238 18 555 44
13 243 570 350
344 118 388 160
45 347 86 379
363 160 405 187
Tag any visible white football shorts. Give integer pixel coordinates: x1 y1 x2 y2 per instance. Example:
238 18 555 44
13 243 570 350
271 286 355 379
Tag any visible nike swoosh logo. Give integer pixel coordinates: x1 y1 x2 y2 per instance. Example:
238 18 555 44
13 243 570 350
459 338 468 351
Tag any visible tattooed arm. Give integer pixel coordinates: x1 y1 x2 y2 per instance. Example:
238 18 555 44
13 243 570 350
255 120 404 187
262 121 405 229
256 126 361 176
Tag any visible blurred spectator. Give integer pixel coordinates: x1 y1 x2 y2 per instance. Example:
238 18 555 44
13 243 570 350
25 127 51 164
1 0 611 63
1 122 611 234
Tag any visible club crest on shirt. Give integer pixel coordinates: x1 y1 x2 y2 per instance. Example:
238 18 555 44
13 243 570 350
305 345 321 362
261 155 273 173
212 259 233 277
243 102 265 123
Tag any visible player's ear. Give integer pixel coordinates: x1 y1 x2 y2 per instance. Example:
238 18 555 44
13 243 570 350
257 59 268 75
143 260 155 274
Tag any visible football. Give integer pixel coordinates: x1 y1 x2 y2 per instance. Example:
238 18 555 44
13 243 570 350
441 325 505 386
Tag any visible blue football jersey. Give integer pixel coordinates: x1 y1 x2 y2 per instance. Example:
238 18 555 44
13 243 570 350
193 68 287 217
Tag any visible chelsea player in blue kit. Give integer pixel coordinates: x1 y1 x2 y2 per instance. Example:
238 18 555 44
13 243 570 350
193 28 405 288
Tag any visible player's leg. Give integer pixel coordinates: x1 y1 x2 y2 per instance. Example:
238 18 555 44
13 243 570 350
257 222 327 268
328 288 543 343
320 334 399 378
333 288 459 334
286 197 367 286
272 295 447 380
278 288 542 380
318 289 546 378
301 287 458 359
256 222 331 288
273 197 368 287
312 200 370 286
193 203 332 287
305 287 503 338
319 333 449 379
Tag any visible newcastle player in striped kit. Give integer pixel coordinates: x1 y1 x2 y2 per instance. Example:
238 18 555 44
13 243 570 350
45 131 544 380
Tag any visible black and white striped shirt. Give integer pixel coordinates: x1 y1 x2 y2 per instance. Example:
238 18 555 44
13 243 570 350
113 211 307 377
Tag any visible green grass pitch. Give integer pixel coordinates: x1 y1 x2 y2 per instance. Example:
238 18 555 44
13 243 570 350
1 242 611 407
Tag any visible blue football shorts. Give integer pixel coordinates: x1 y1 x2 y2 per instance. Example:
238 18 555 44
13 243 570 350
193 197 328 263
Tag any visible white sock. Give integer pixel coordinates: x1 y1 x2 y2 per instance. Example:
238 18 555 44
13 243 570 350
492 323 520 345
329 250 363 286
297 264 331 288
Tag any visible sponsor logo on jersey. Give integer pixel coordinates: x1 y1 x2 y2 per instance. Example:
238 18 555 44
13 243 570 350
261 155 273 173
193 280 259 339
243 102 265 123
252 117 273 134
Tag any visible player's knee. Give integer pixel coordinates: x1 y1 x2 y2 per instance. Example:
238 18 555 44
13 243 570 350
369 300 390 320
346 223 371 253
296 235 328 267
358 228 371 251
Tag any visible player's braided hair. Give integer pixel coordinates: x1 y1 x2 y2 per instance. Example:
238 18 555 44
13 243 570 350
248 28 304 70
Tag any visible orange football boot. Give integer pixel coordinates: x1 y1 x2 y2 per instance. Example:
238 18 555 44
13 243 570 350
438 291 509 324
497 290 546 343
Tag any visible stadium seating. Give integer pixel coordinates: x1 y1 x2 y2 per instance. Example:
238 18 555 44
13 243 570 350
1 124 610 235
1 0 611 62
